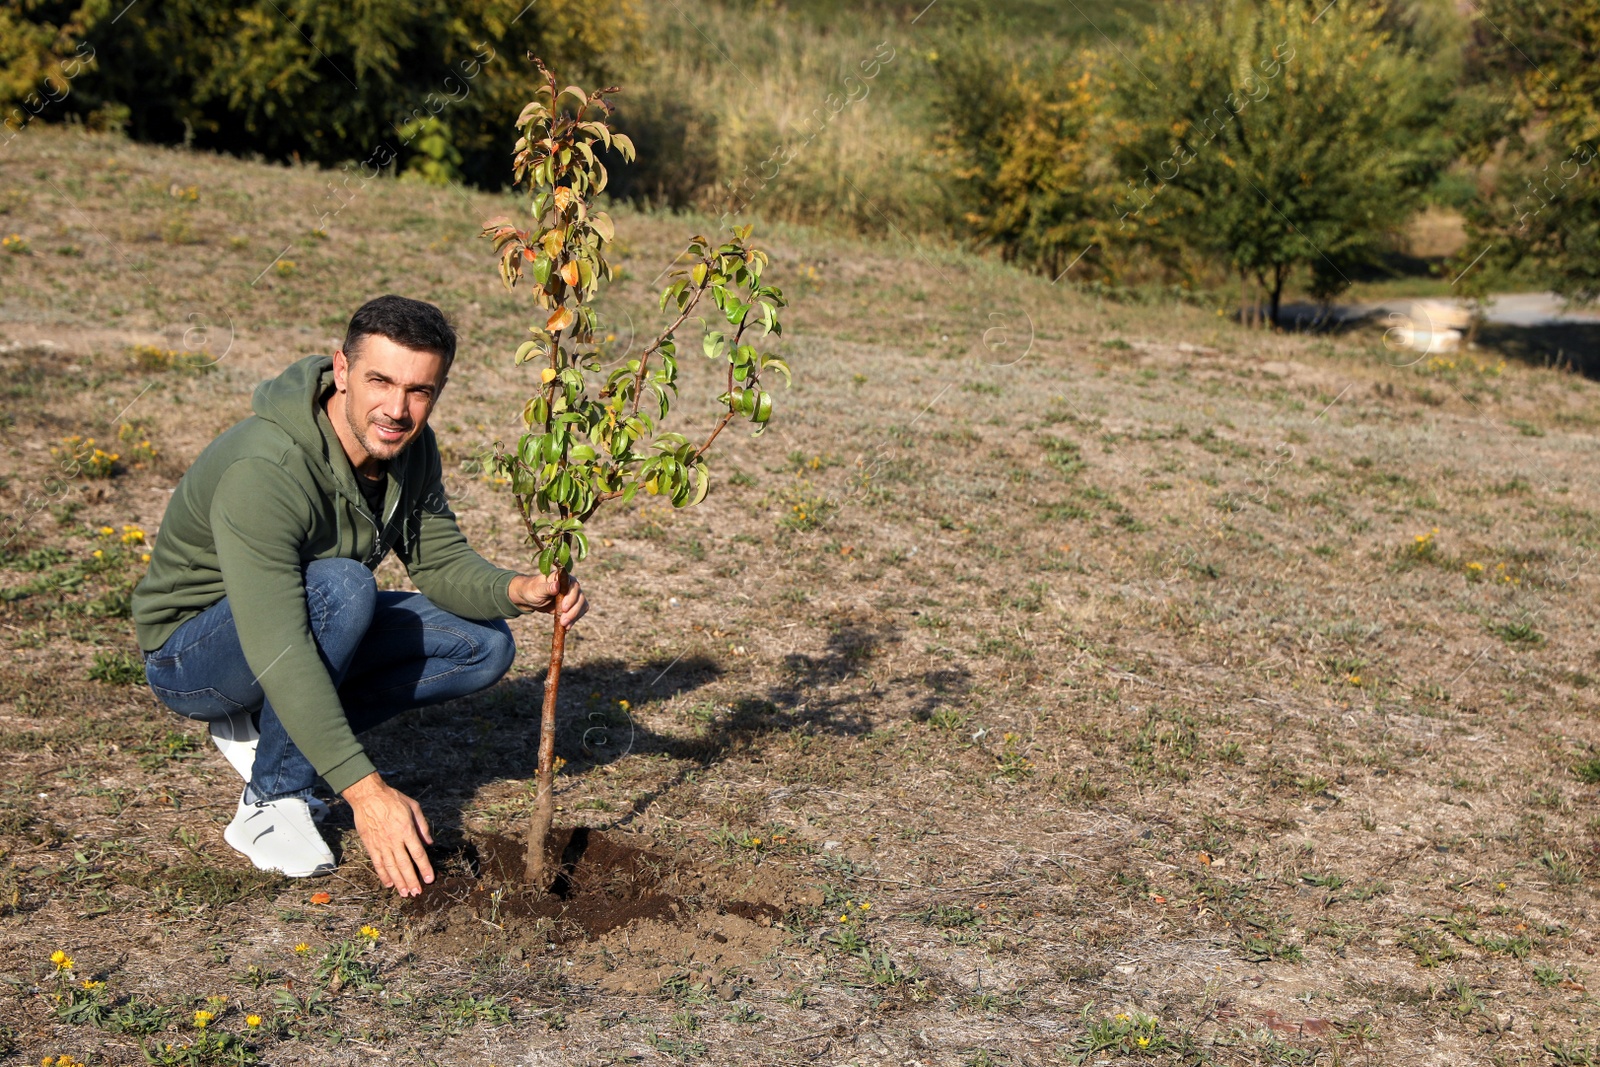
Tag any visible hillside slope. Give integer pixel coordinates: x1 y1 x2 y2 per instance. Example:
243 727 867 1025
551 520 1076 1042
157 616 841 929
2 129 1599 1065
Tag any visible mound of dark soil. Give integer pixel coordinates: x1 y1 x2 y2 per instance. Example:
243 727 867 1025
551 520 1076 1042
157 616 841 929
399 827 783 941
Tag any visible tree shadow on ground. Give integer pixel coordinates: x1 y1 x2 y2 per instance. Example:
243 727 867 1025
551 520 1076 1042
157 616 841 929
351 619 908 842
1245 304 1600 382
1475 321 1600 380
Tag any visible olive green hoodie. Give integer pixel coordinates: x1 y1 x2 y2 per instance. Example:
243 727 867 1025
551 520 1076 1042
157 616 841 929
133 354 522 793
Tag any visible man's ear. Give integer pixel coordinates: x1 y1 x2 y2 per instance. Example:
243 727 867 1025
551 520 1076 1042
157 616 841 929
332 348 350 392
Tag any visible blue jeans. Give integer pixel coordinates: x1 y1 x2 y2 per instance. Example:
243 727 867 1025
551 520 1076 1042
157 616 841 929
143 557 516 800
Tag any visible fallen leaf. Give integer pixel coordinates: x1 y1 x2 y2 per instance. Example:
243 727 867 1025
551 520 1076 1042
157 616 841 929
309 892 331 905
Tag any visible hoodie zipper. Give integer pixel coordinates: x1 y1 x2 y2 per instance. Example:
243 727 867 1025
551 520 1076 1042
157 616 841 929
351 478 404 568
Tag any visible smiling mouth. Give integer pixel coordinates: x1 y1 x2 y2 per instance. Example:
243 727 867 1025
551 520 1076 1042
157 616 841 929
372 423 407 441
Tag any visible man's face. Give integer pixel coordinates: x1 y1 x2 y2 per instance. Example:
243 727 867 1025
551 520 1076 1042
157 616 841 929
333 334 448 464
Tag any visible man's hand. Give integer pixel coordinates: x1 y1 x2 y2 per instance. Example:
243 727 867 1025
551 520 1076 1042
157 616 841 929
508 572 588 627
344 772 434 897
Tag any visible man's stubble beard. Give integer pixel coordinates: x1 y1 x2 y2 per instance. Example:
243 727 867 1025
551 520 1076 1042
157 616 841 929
345 399 409 465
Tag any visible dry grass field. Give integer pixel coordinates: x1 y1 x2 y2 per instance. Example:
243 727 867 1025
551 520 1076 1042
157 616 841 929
2 128 1599 1066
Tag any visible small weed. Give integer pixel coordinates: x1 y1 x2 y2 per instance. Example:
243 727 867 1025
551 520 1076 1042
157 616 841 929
314 939 381 992
127 344 215 374
51 436 118 478
776 480 836 532
659 972 714 1005
1069 1005 1172 1060
140 1030 258 1066
1540 850 1583 886
1399 925 1459 967
1492 620 1544 645
106 997 174 1035
439 993 511 1027
1042 436 1086 478
88 649 145 685
1533 963 1574 988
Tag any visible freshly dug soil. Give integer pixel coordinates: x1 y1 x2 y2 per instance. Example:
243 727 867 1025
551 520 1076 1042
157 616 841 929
398 827 783 941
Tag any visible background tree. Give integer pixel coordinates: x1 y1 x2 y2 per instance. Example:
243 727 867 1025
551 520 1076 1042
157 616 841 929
1110 0 1450 326
1455 0 1600 304
0 0 638 187
928 28 1108 281
482 62 789 887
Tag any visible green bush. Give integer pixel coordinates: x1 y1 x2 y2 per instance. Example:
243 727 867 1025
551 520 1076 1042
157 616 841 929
0 0 638 188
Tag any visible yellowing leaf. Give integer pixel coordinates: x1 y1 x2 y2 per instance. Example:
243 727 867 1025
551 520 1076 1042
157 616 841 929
547 307 575 332
541 367 557 383
560 261 580 286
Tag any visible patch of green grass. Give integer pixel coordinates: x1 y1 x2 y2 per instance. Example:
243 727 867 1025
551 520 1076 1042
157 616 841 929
1492 620 1545 645
87 648 145 685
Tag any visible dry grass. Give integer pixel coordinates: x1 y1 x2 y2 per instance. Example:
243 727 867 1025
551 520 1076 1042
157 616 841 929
1 127 1599 1066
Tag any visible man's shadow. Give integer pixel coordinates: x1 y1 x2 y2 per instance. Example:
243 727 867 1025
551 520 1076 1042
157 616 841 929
342 620 937 845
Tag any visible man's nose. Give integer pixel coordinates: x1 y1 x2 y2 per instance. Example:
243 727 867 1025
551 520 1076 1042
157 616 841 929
383 392 408 423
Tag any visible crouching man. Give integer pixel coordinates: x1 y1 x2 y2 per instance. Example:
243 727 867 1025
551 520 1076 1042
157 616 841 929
131 295 585 896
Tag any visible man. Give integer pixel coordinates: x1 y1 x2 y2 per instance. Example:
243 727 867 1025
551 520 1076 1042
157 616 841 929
132 295 585 897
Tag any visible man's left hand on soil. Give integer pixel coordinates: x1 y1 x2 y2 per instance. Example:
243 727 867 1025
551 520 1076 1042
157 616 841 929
509 572 588 628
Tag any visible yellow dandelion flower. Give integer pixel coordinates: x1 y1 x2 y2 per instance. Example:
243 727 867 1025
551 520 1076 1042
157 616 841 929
1137 1036 1151 1048
294 943 310 955
246 1014 262 1028
859 902 870 910
359 925 380 942
98 525 114 536
193 1009 214 1028
618 699 631 711
79 979 103 990
91 550 103 559
50 950 74 971
141 553 151 563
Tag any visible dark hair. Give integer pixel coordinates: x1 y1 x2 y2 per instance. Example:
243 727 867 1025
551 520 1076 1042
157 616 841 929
342 295 456 371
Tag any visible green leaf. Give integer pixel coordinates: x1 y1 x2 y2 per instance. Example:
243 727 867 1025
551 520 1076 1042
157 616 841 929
762 357 792 387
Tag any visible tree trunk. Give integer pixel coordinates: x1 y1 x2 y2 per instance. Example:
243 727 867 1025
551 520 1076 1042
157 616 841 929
1239 270 1253 328
1465 303 1484 348
525 570 568 888
1268 264 1286 330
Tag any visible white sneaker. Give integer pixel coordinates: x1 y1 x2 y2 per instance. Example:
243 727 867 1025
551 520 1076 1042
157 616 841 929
210 711 259 779
210 712 329 823
223 790 335 878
